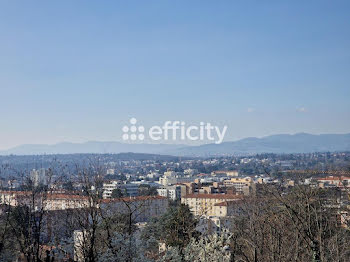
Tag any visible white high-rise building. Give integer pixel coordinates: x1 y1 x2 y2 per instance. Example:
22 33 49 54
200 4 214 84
102 180 120 199
30 168 48 187
157 185 181 200
106 169 115 175
159 171 177 186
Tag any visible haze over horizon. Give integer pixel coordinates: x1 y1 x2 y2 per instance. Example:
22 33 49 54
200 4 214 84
1 1 350 150
1 133 350 157
2 131 350 151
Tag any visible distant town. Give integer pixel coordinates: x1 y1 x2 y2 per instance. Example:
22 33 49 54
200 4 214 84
2 0 349 261
0 152 349 261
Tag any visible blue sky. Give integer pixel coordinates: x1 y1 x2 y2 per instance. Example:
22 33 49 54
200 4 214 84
0 0 349 149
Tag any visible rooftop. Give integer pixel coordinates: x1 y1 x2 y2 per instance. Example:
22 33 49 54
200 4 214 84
182 194 243 200
101 195 167 203
214 200 241 206
317 176 350 181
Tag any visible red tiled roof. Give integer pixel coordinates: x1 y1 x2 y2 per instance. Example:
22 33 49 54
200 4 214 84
317 176 350 181
0 191 31 196
182 194 242 200
214 200 241 206
213 170 237 173
101 195 167 203
0 191 167 203
46 194 88 200
0 191 88 200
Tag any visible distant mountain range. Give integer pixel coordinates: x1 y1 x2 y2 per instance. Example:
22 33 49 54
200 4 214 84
0 141 185 156
168 133 350 157
1 133 350 157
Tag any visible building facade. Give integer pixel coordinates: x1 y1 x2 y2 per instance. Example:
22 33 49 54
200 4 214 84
157 185 181 200
181 194 242 216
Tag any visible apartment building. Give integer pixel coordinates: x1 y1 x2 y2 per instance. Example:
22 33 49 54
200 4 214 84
103 181 140 198
181 194 242 216
101 195 168 222
196 216 233 235
213 200 243 217
30 168 49 187
44 194 89 210
159 176 178 186
0 191 89 210
102 180 121 198
0 191 168 218
223 177 254 195
317 176 350 188
157 185 181 200
212 170 239 177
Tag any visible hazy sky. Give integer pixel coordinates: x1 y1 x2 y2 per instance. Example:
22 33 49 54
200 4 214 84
0 1 350 149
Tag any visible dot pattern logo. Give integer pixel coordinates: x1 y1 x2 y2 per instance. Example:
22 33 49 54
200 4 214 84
122 118 145 141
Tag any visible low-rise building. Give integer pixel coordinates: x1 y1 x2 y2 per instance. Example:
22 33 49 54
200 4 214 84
212 170 239 177
0 191 89 210
213 200 243 217
196 216 233 235
317 176 350 188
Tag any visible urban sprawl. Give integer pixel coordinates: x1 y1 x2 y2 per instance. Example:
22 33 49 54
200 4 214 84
0 152 349 261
